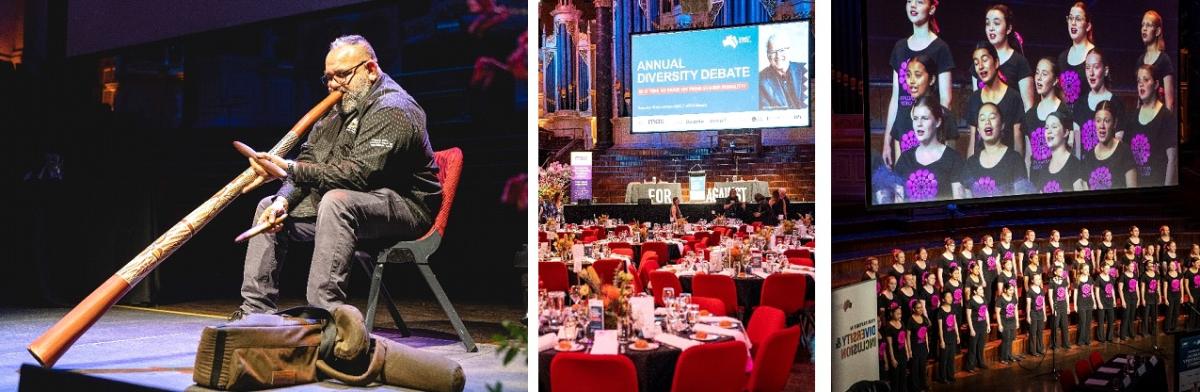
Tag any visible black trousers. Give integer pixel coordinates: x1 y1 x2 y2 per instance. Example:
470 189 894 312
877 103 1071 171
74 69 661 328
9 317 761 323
1166 300 1180 332
1144 302 1160 335
1077 305 1094 345
1028 318 1045 354
1097 308 1115 342
965 324 987 371
890 357 909 392
939 340 957 381
1120 306 1136 339
910 350 929 391
1000 321 1016 360
1051 309 1071 348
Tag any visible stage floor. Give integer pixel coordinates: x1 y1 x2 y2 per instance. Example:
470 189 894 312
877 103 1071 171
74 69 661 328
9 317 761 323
1 304 528 391
930 334 1174 392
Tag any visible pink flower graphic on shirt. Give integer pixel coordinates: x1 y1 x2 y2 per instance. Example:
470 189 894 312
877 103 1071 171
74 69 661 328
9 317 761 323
946 314 957 328
1089 166 1113 190
900 130 919 152
977 305 988 321
972 176 999 197
1006 303 1016 318
1135 246 1143 257
1061 70 1081 103
1131 133 1151 166
1030 127 1052 163
1057 287 1067 301
1009 278 1018 289
1172 279 1182 292
1150 280 1159 293
898 330 908 348
906 169 939 201
1004 251 1014 261
953 289 963 304
1081 120 1098 152
899 60 911 96
1035 295 1045 310
1043 180 1062 194
1193 275 1200 288
917 326 928 343
1082 283 1093 297
930 295 939 308
1109 268 1118 278
1105 283 1114 297
987 256 998 272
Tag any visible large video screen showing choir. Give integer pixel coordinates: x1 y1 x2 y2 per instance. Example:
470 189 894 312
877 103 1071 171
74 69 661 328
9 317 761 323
867 1 1179 207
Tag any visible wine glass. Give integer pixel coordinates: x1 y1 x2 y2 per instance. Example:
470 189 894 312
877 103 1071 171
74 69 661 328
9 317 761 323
548 291 565 327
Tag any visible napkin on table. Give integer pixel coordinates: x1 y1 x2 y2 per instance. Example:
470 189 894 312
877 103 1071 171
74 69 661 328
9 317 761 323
590 330 620 355
654 334 700 351
538 333 558 351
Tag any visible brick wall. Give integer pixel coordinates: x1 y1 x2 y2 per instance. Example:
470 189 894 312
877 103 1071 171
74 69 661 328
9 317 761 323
586 144 813 203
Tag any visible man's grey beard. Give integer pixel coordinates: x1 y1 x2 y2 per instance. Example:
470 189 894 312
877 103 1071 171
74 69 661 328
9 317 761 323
337 83 371 114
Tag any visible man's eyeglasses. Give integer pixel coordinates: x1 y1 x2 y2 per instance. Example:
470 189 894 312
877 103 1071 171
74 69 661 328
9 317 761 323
767 47 790 57
321 60 369 87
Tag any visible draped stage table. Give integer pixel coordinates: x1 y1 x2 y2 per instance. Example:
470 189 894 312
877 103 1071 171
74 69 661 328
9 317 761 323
624 182 682 204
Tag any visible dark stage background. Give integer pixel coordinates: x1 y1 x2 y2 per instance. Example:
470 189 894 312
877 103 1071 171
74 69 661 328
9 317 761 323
0 0 529 308
832 0 1200 285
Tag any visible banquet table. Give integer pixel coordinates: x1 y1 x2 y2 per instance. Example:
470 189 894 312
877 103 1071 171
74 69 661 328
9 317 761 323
670 266 814 321
538 323 743 391
1076 354 1165 391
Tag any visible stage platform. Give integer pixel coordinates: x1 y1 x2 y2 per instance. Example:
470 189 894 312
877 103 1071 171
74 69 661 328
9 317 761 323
2 305 527 391
563 202 813 223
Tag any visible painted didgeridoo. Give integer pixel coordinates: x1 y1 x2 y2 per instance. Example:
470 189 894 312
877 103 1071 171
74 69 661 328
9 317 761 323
27 91 343 368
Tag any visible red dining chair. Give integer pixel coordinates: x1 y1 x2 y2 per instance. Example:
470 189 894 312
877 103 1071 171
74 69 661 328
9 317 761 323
761 273 807 316
611 248 635 259
746 326 802 392
642 241 671 264
613 225 631 238
784 248 811 259
694 274 740 317
803 241 814 248
551 352 638 392
788 257 814 268
593 258 625 286
1058 369 1077 392
671 340 748 392
538 231 549 242
538 262 570 294
359 148 475 351
642 251 660 268
693 231 711 246
650 271 684 307
1074 359 1092 381
1088 351 1104 370
608 241 633 251
708 230 724 247
638 258 661 294
692 296 728 317
747 306 786 355
590 226 607 240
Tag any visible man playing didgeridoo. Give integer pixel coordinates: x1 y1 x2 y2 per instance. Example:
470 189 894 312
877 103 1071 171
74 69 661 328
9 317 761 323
230 35 442 319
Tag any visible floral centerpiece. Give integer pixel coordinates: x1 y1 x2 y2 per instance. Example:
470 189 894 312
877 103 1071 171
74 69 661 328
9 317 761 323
579 262 636 329
781 219 796 235
538 162 573 201
597 214 610 226
554 233 576 259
